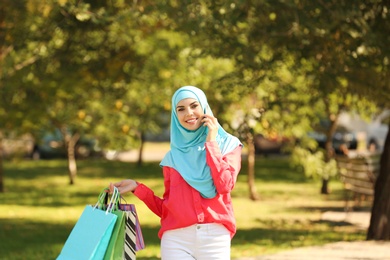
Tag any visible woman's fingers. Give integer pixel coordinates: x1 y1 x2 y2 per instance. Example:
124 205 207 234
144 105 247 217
202 115 218 141
202 114 218 127
108 179 137 194
108 181 123 194
108 183 114 193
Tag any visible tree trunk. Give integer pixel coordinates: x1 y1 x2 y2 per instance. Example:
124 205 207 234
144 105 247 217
65 132 80 185
247 131 259 201
321 113 339 194
367 122 390 240
137 131 145 167
320 179 329 194
0 139 4 193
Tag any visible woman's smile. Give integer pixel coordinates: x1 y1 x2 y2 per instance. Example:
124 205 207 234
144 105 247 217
186 118 198 124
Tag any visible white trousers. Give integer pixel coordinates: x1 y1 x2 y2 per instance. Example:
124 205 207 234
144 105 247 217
161 223 231 260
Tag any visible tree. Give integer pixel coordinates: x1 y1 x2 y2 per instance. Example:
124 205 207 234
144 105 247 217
0 0 133 184
161 0 344 197
339 0 390 240
244 0 383 194
0 0 52 191
273 0 390 240
1 0 241 190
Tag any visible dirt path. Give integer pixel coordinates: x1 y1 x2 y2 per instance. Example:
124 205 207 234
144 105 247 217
235 241 390 260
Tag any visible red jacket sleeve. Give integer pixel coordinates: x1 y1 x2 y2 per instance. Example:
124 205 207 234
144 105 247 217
205 141 242 195
133 182 164 218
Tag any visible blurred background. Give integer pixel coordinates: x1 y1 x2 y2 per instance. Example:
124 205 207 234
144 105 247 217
1 0 389 187
1 0 390 249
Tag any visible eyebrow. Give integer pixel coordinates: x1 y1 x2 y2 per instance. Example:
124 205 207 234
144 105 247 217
176 101 199 109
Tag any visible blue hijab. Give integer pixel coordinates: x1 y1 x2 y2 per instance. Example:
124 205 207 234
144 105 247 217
160 86 242 198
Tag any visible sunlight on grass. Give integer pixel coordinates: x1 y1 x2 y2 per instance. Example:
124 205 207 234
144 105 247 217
1 154 367 260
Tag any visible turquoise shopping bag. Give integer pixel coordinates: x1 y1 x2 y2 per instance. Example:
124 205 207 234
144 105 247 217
57 188 120 260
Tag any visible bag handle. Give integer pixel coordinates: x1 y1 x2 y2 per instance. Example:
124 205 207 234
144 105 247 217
93 187 120 214
94 187 109 210
105 187 119 214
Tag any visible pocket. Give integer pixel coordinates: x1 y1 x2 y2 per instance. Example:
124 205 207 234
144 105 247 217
208 223 230 236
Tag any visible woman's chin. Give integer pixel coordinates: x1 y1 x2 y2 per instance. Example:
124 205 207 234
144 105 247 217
184 123 202 131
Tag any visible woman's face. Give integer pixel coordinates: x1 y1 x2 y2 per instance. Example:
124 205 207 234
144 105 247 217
176 98 204 131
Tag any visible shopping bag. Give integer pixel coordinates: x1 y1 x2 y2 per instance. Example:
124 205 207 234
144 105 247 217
102 192 145 259
57 188 120 260
119 203 145 260
103 203 126 259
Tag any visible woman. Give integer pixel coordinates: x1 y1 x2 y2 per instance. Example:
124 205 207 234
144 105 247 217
110 86 243 259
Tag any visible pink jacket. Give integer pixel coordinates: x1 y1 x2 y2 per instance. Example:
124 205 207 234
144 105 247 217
133 141 242 239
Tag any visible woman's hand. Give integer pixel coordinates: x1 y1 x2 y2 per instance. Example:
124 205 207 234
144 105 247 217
109 179 138 194
202 114 218 142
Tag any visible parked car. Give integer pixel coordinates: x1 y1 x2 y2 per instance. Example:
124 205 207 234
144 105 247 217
31 130 102 159
308 129 358 154
1 134 35 159
342 111 389 151
254 134 290 154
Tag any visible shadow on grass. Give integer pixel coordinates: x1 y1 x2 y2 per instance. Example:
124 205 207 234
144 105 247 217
233 219 365 250
0 218 161 260
2 159 165 207
240 156 309 183
5 156 308 186
4 159 163 179
288 205 371 232
297 205 372 213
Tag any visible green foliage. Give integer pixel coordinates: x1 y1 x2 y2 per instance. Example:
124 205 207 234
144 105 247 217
291 147 338 180
2 0 388 146
1 0 389 194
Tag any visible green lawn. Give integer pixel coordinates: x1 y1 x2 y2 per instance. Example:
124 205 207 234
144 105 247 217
0 154 367 259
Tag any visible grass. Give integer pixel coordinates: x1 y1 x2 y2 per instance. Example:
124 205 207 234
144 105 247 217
0 152 368 260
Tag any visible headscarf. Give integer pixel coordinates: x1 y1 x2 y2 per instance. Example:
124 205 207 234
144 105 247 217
160 86 242 198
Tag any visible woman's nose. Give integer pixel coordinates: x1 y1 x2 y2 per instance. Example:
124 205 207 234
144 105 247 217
186 107 193 115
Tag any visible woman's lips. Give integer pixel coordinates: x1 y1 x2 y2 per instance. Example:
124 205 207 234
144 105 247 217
186 118 197 124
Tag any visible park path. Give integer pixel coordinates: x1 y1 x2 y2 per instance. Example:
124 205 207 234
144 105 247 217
106 143 169 162
235 240 390 260
235 211 390 260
